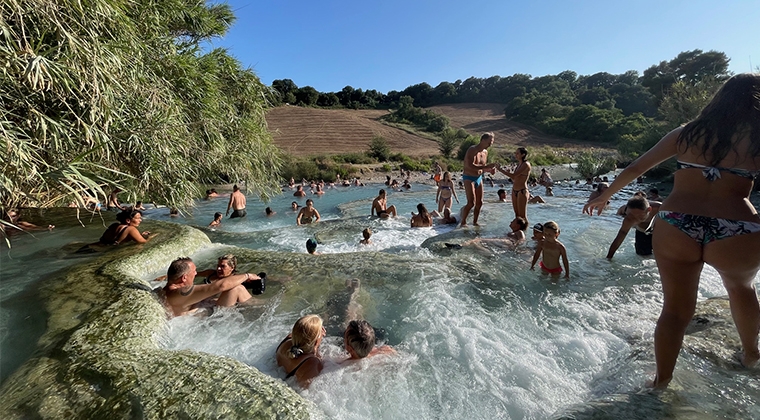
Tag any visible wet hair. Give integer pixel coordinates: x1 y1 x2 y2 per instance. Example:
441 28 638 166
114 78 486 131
265 207 274 215
512 217 528 231
288 315 323 359
633 190 646 197
543 221 560 234
213 212 223 220
481 132 494 141
497 189 507 197
442 171 451 182
649 188 659 195
206 189 212 195
517 147 528 161
626 196 649 211
379 189 386 196
136 201 143 206
233 184 240 192
362 228 372 240
217 254 237 272
306 199 314 206
416 203 431 225
117 209 142 224
678 74 760 165
306 238 318 253
345 320 376 358
291 201 299 208
167 257 193 284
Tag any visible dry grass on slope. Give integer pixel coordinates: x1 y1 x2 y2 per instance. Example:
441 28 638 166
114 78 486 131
266 106 440 157
266 103 601 159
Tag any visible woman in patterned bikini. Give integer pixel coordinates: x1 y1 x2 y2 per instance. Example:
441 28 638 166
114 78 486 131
584 74 760 389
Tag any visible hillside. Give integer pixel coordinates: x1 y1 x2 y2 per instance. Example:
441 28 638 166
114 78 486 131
266 103 596 157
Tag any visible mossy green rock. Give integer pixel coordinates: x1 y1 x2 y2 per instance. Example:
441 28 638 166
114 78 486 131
0 222 312 419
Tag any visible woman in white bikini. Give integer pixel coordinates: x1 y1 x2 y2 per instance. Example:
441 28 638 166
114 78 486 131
584 74 760 388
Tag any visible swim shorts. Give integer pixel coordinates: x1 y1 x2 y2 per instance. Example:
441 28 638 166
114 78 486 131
230 209 247 218
539 261 562 274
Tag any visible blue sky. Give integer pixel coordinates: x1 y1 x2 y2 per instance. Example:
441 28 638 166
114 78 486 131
209 0 759 93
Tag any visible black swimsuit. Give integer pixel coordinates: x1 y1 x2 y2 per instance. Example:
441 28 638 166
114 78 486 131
278 337 316 379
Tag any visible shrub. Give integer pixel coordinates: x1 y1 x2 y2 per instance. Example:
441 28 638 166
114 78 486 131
456 137 480 160
574 151 618 179
367 136 391 162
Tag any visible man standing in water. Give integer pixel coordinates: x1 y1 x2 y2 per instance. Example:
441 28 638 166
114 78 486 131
226 184 247 218
460 132 497 227
161 257 258 317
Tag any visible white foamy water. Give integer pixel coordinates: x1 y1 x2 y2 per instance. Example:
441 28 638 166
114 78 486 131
3 179 759 419
156 181 760 419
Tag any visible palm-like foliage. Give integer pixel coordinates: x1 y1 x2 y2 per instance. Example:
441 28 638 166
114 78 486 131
1 0 281 213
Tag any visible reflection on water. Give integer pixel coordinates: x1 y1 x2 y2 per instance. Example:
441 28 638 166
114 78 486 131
2 182 759 419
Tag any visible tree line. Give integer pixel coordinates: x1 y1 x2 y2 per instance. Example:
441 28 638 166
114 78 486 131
271 50 731 160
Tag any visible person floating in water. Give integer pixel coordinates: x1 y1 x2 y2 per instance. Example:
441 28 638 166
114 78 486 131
530 221 569 279
584 74 760 388
606 195 661 258
460 132 497 227
371 189 397 218
4 209 54 232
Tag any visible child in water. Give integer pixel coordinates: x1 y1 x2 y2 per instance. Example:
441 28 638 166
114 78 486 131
359 228 372 245
208 212 223 228
530 221 569 279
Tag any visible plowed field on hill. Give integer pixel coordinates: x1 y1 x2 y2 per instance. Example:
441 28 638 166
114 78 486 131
266 103 597 157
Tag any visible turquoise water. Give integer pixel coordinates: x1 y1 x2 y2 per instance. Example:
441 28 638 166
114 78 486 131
2 181 759 419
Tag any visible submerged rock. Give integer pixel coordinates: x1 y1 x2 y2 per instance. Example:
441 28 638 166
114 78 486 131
0 223 313 419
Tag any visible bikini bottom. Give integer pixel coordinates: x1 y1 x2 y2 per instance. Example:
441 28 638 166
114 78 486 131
657 211 760 245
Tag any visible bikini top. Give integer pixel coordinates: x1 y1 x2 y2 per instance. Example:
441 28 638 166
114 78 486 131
278 336 317 379
439 185 451 190
677 161 760 182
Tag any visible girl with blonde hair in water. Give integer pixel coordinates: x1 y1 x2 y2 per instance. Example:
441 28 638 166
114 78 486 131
584 74 760 389
276 315 325 387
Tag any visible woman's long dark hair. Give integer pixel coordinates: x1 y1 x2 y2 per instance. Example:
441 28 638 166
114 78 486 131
678 73 760 165
417 203 430 225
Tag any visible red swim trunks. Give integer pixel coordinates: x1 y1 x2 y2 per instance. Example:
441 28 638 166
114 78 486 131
540 261 562 274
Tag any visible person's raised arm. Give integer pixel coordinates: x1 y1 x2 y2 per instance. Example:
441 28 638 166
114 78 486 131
584 127 681 215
